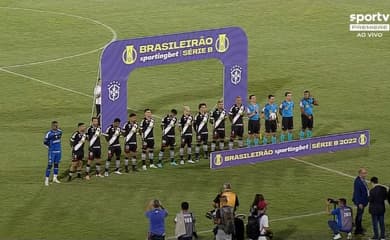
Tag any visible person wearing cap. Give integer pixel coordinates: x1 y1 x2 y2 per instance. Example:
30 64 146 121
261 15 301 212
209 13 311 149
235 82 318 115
258 204 270 240
249 194 268 217
145 199 168 240
213 183 239 212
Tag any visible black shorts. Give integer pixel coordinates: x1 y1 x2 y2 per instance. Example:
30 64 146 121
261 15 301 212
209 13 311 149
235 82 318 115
282 117 294 131
248 119 260 134
265 120 277 133
72 150 84 162
213 129 225 140
95 104 101 116
88 147 101 160
162 136 175 147
196 133 208 143
231 125 244 138
301 114 314 129
181 134 192 146
124 143 137 153
142 139 154 150
108 146 121 159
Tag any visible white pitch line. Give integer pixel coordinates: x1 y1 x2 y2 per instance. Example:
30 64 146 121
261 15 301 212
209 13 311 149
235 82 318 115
290 157 355 179
0 6 117 69
4 48 103 69
269 210 326 222
0 67 163 118
0 67 92 98
166 211 326 239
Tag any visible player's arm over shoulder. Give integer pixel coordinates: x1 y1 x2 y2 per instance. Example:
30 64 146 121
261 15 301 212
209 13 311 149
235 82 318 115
69 132 77 146
43 131 51 146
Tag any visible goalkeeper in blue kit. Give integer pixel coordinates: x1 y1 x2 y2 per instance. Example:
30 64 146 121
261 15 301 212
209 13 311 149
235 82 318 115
43 121 62 186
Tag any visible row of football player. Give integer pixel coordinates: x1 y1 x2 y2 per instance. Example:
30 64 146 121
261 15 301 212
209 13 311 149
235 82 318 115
43 90 318 184
74 90 319 175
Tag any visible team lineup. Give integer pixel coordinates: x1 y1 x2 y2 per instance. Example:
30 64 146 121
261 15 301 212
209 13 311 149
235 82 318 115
43 90 318 185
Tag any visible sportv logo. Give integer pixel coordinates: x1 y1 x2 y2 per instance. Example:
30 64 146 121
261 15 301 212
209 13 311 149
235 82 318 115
350 12 389 23
349 12 390 35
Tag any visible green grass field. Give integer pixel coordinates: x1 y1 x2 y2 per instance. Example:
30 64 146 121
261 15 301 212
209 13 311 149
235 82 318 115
1 0 390 239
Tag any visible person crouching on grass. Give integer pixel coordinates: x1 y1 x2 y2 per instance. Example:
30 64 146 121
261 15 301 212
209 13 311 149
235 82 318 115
326 198 353 240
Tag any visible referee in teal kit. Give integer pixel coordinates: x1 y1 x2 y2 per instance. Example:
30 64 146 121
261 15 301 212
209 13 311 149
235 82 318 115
246 95 260 147
279 91 294 142
299 90 319 139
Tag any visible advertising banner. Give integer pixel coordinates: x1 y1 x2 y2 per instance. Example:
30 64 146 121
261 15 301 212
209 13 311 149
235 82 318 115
210 130 370 169
100 27 248 129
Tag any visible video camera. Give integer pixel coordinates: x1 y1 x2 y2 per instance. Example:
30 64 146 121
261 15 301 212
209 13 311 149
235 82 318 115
327 198 339 205
205 209 216 220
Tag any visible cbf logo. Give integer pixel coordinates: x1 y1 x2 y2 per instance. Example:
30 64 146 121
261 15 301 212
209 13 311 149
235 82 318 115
230 65 242 85
215 34 229 53
122 45 137 64
358 134 368 145
107 81 121 101
214 154 223 166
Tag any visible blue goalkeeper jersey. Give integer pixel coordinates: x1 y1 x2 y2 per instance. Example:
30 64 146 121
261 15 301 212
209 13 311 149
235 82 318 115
263 103 278 120
44 129 62 151
279 100 294 117
300 97 316 115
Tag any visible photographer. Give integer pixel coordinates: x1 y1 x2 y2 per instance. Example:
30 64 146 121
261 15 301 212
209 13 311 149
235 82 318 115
174 201 197 240
145 199 168 240
326 198 353 240
214 196 235 240
212 183 239 212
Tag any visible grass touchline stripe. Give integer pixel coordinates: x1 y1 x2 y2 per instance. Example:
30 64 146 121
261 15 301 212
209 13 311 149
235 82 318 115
290 157 355 179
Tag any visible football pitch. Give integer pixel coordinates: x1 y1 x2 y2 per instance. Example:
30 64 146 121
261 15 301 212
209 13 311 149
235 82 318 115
1 0 390 239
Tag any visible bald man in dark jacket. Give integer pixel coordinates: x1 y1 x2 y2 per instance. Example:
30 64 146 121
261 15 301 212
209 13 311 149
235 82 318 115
352 168 369 234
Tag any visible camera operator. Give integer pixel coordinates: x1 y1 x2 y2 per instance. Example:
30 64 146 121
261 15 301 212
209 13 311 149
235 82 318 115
145 199 168 240
174 201 198 240
326 198 353 240
214 196 235 240
212 183 239 212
